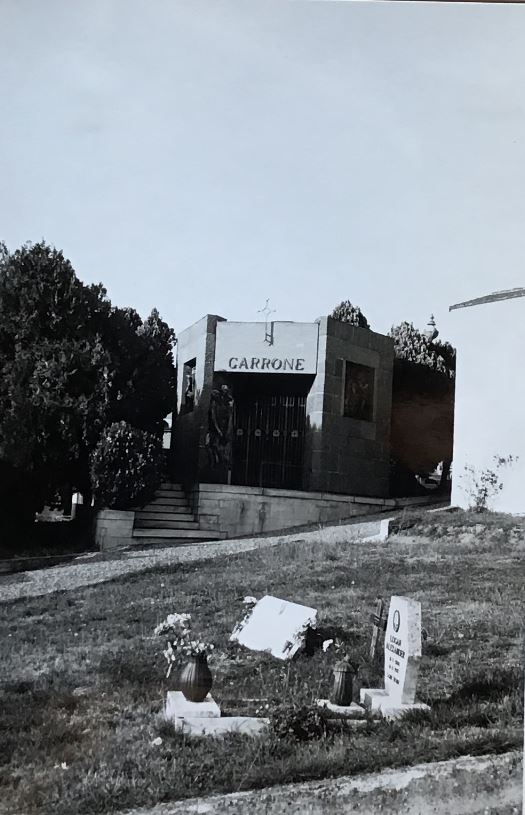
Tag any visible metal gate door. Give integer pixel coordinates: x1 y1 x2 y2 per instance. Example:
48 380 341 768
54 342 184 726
232 395 306 489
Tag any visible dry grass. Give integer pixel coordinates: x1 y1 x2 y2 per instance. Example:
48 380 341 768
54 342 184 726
0 511 523 814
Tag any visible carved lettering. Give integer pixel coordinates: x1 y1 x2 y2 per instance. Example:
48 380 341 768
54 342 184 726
385 642 406 659
225 356 309 372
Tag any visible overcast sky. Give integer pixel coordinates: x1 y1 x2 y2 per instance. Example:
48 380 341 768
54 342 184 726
1 0 524 342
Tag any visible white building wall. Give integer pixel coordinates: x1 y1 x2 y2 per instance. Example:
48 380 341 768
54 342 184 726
450 295 525 513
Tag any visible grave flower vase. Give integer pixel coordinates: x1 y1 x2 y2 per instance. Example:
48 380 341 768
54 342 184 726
179 654 213 703
331 660 355 706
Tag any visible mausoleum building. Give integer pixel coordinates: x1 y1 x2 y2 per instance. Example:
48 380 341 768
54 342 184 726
173 314 394 500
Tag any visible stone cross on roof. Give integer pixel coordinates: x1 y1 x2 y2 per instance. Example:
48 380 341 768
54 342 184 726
257 299 276 345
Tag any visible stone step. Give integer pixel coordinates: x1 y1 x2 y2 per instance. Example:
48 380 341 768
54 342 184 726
148 496 190 507
134 519 200 530
135 510 195 522
160 483 185 491
155 490 187 500
132 528 226 541
142 500 192 511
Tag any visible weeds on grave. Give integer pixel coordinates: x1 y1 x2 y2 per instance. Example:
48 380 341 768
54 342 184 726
266 700 328 742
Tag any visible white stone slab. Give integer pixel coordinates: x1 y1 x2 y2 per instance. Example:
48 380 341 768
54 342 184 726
172 716 269 737
380 702 431 721
214 321 319 375
230 594 317 660
384 595 422 705
359 688 430 719
360 688 390 711
360 518 392 543
316 700 367 719
165 692 220 721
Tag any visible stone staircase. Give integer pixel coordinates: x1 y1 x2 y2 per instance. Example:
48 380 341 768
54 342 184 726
132 483 226 545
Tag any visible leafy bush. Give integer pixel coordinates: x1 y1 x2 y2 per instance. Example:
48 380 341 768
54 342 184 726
460 455 519 512
331 300 370 329
90 421 163 509
267 701 328 742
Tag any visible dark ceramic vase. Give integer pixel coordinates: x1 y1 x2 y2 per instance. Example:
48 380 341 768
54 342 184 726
179 654 213 703
331 660 355 706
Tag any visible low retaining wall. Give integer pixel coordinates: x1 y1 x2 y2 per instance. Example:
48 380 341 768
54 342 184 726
95 509 135 552
192 484 437 538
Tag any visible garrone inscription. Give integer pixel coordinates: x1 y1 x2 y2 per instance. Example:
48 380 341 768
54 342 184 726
228 357 305 371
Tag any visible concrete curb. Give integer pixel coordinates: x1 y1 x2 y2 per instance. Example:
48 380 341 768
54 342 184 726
120 751 522 815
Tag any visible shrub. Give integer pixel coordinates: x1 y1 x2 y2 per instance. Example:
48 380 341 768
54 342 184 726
331 300 370 329
90 421 163 509
267 700 328 742
460 455 519 513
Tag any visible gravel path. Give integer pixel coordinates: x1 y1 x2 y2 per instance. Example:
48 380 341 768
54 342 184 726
0 516 395 605
0 536 288 604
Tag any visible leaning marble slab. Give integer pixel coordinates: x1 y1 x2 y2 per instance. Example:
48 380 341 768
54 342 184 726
230 594 317 660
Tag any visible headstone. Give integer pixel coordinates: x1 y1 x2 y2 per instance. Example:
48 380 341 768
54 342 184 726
230 595 317 660
360 595 430 719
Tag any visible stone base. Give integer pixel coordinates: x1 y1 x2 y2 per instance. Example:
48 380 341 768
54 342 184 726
172 716 269 737
165 692 220 721
360 688 430 720
380 702 431 720
316 700 367 719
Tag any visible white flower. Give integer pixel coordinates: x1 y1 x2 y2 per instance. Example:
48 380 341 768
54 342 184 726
322 639 334 652
243 596 257 605
151 737 163 746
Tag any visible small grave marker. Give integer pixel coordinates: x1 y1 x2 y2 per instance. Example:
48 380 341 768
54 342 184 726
369 597 387 660
230 595 317 660
361 595 430 718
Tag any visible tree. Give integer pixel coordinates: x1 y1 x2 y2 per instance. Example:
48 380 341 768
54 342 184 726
388 321 455 377
331 300 370 329
0 241 176 535
103 307 176 435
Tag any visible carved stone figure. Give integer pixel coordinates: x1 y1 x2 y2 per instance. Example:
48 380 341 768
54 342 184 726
206 384 234 468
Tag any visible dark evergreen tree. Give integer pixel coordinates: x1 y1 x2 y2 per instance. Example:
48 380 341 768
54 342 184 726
0 241 176 539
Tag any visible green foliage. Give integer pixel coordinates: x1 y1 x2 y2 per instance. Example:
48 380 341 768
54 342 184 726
0 241 176 530
389 322 455 377
268 701 328 742
104 307 176 435
331 300 370 329
90 421 164 510
460 455 519 512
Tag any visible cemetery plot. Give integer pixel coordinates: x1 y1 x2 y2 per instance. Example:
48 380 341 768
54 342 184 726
0 511 523 815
